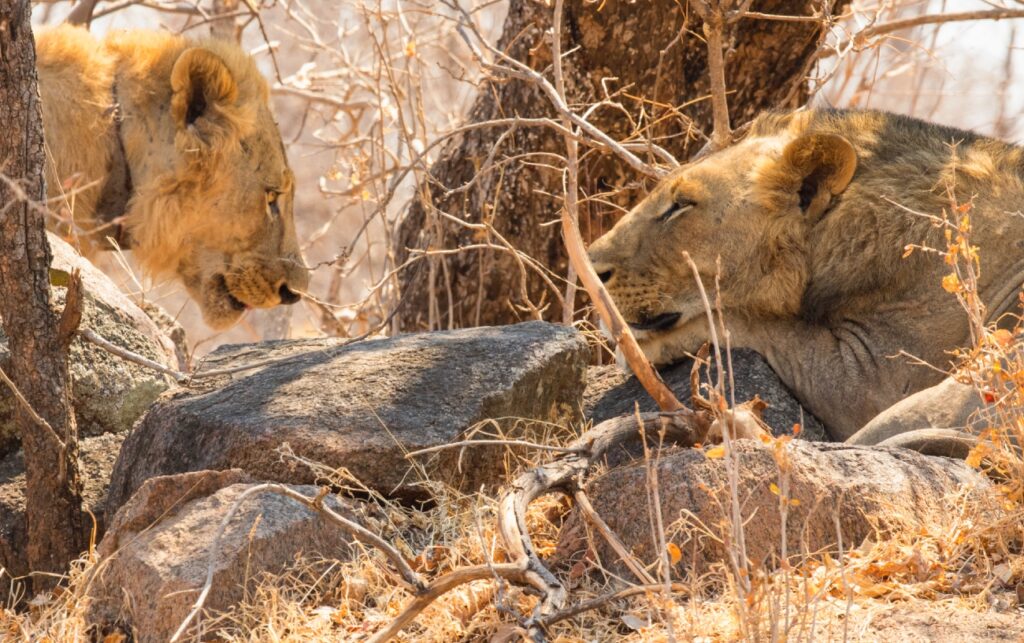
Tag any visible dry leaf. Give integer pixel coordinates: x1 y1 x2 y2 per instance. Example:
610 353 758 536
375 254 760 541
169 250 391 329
621 613 649 631
667 542 682 565
942 273 961 293
705 445 726 459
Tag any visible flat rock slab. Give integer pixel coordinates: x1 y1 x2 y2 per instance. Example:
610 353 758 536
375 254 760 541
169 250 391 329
0 432 125 602
89 475 356 643
559 440 991 576
106 321 588 514
0 233 177 456
584 348 828 441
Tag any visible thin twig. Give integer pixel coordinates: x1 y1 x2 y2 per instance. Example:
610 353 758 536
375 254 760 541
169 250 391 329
79 328 189 384
821 8 1024 60
0 365 66 452
405 439 583 458
573 488 657 585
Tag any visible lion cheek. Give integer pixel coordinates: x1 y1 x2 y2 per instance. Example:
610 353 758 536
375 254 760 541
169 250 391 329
223 266 277 308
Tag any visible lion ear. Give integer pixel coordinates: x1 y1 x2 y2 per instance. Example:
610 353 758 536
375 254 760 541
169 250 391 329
781 133 857 222
170 48 238 139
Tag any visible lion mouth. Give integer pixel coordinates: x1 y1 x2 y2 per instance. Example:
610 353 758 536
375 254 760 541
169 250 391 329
213 274 249 312
628 312 682 332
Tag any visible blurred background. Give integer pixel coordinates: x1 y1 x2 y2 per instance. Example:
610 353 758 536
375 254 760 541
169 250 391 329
31 0 1024 361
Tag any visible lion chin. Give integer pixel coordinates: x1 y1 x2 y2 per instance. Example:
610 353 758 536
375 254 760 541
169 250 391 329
196 274 250 330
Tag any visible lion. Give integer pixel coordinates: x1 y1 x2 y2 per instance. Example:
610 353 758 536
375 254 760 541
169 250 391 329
588 109 1024 446
33 25 308 329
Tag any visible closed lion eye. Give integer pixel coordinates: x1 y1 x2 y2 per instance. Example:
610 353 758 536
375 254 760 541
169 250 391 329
657 198 697 222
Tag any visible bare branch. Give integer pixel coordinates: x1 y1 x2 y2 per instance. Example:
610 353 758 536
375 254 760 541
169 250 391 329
79 328 188 384
497 410 708 637
366 562 532 643
0 365 66 454
405 439 583 458
821 8 1024 60
690 0 732 150
64 0 100 25
536 582 690 627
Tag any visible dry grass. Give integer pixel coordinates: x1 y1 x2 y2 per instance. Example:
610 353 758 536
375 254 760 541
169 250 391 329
4 402 1022 642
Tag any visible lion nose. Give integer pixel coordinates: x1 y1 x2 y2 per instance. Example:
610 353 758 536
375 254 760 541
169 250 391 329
278 283 301 305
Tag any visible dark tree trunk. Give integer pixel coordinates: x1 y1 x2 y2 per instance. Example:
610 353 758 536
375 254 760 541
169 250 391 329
396 1 841 330
0 0 86 591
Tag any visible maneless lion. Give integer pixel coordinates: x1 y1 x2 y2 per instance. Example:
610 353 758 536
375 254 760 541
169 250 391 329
34 25 308 329
589 109 1024 444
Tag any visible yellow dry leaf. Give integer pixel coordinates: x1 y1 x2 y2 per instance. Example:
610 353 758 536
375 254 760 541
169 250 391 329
705 445 726 459
405 40 416 57
992 328 1014 348
941 273 960 293
789 498 801 507
667 542 682 565
769 482 780 495
965 445 986 469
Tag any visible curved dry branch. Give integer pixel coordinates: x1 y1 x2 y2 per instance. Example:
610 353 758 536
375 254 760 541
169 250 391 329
366 562 532 643
536 582 690 628
497 410 708 639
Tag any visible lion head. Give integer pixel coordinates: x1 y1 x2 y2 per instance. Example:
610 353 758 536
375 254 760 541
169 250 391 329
588 115 858 364
112 35 309 329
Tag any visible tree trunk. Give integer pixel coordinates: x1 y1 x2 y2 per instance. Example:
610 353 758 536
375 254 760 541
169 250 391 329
0 0 86 591
396 1 841 331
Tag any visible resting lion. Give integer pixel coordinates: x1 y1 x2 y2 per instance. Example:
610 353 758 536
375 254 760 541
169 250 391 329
34 26 308 329
589 109 1024 446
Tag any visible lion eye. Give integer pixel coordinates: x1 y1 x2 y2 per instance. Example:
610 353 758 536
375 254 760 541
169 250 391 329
266 190 281 217
658 199 696 222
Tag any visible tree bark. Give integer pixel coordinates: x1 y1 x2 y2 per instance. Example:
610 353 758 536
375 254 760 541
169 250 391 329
0 0 86 591
396 1 841 330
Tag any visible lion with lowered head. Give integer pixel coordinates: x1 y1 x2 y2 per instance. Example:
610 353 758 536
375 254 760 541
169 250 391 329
34 26 307 329
589 109 1024 444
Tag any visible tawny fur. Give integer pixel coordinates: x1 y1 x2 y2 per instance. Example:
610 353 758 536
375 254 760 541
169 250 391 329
35 26 308 329
589 109 1024 440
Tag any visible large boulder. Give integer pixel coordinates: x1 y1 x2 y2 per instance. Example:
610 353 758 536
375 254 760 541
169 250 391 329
106 322 589 513
0 432 125 601
88 473 357 643
584 348 829 441
559 440 992 575
0 233 178 455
